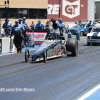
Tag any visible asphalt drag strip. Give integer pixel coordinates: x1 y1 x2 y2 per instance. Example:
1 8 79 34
0 36 100 100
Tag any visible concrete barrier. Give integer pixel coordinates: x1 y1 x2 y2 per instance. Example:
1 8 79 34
0 38 10 54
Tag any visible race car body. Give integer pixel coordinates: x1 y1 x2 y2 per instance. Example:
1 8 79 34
87 27 100 45
32 39 65 62
25 33 78 63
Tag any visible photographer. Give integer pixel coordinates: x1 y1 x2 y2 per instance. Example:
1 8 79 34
45 20 50 29
56 18 64 36
50 18 64 39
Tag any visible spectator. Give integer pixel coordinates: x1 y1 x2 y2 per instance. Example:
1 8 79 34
75 20 78 24
36 20 44 29
87 20 94 33
21 17 28 31
21 17 28 27
21 17 28 39
19 18 22 24
3 19 12 36
30 21 35 27
18 18 25 31
86 20 89 24
79 20 82 24
30 21 35 30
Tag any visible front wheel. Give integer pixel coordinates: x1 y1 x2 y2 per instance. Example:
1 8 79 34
87 42 90 46
92 43 97 46
33 44 35 47
25 48 30 62
43 49 47 63
81 31 85 36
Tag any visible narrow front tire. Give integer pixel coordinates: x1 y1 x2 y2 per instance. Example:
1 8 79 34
25 48 30 62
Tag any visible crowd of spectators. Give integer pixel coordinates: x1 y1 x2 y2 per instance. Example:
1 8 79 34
75 19 94 33
1 17 65 36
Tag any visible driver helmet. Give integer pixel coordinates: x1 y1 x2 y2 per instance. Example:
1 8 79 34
48 33 54 39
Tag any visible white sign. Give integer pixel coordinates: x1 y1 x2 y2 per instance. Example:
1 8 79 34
48 0 80 18
62 0 80 18
34 32 47 44
48 4 59 15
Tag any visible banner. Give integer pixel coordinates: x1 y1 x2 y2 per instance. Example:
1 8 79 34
34 32 47 44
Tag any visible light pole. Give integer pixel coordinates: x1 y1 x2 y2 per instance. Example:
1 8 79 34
59 0 61 18
5 0 9 36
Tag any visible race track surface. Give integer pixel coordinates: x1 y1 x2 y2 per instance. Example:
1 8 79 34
0 36 100 100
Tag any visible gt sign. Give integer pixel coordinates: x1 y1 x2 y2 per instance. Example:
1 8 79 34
62 0 80 18
48 0 88 22
34 32 47 44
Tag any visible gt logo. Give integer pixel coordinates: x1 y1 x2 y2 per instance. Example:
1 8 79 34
65 5 78 14
34 35 44 38
48 4 59 14
62 0 80 18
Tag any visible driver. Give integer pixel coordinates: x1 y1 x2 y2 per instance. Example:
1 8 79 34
12 20 23 53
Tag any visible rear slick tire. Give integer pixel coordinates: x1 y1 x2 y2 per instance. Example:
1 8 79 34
66 38 78 56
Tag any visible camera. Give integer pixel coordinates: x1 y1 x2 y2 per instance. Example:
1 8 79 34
50 18 58 29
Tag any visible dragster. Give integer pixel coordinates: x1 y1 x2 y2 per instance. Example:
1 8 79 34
25 32 78 63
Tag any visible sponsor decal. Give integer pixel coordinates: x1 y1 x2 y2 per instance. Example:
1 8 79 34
62 0 80 18
34 34 44 38
49 49 58 56
47 42 61 56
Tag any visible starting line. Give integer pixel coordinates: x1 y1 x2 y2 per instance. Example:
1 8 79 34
78 84 100 100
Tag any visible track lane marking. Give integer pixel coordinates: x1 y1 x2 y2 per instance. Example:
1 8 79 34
78 84 100 100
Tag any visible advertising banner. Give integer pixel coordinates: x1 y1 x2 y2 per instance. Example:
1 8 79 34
34 32 47 44
48 0 88 22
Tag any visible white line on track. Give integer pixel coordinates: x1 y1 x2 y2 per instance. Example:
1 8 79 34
78 84 100 100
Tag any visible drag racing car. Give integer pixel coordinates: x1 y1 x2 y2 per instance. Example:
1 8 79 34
87 27 100 45
25 33 78 63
